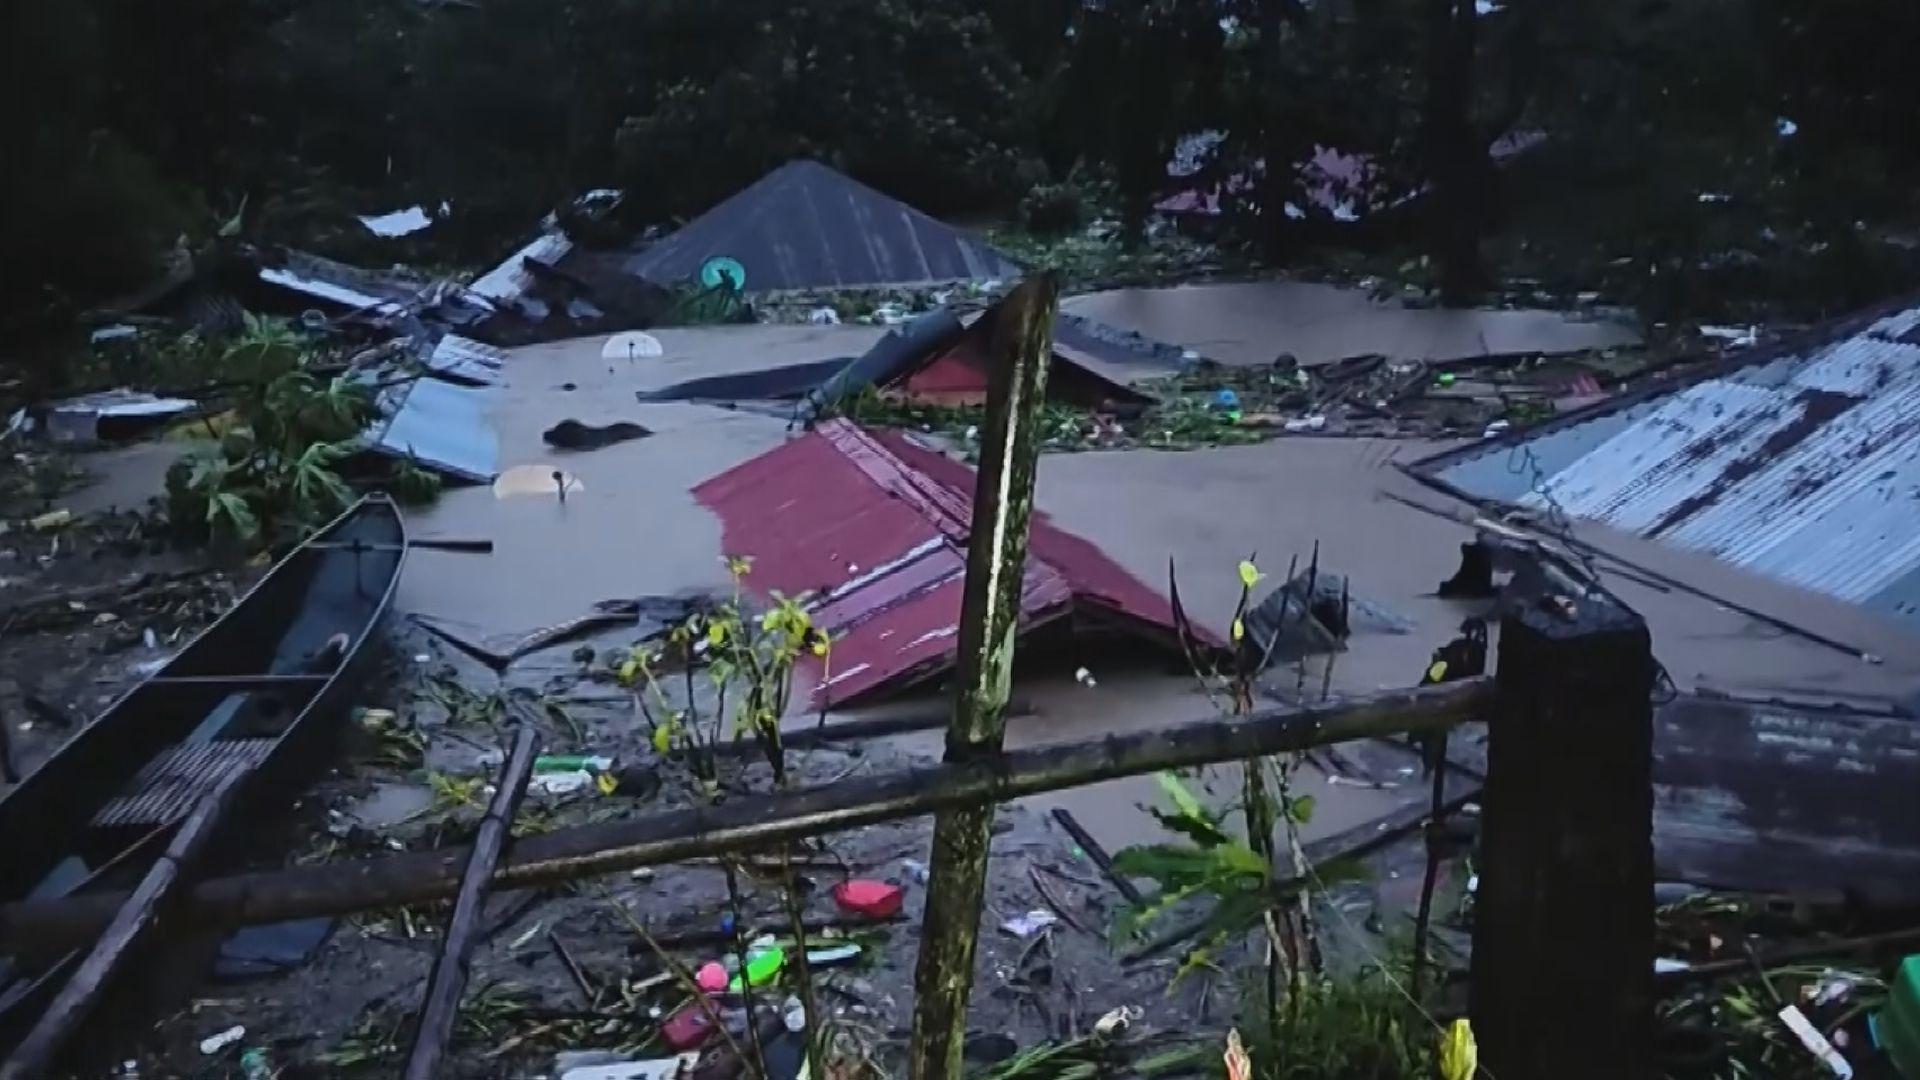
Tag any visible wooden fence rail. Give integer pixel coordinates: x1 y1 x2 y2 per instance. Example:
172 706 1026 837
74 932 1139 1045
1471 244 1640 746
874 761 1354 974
0 680 1490 955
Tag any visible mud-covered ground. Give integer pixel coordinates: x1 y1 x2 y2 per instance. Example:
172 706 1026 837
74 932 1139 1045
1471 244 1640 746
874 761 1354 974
88 621 1217 1079
0 503 251 783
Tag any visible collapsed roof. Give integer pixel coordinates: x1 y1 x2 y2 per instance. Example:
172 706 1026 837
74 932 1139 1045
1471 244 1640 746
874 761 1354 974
691 419 1206 708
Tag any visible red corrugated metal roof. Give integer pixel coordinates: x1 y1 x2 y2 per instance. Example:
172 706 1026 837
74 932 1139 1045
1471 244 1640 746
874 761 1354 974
888 309 1152 410
691 418 1199 708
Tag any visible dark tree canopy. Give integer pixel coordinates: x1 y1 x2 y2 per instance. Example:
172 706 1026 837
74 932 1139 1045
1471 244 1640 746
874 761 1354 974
5 0 1920 345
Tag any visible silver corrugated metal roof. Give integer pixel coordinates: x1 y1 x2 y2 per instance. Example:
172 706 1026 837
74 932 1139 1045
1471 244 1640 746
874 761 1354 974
364 377 498 483
423 334 507 386
470 231 574 302
1413 296 1920 630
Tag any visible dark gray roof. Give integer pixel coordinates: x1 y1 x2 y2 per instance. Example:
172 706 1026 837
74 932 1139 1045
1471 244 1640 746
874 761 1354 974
621 160 1023 291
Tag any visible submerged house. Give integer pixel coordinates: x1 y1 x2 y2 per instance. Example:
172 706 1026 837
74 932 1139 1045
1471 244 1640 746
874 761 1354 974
613 159 1023 293
641 296 1154 414
693 419 1208 708
1409 292 1920 633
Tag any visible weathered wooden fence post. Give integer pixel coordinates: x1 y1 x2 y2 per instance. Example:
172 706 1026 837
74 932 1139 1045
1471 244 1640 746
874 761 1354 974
909 273 1059 1080
1470 569 1657 1079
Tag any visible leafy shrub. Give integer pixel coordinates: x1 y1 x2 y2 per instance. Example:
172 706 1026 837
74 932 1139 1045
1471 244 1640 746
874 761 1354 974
164 318 388 548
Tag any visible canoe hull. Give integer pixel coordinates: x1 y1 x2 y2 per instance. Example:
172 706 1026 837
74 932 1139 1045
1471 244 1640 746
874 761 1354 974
0 495 408 1055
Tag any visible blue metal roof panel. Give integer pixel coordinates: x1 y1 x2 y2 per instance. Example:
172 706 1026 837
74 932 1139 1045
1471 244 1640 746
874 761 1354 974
365 378 498 483
1421 297 1920 631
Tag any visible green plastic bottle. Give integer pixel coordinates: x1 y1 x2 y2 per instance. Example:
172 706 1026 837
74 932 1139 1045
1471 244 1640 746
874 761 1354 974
1880 954 1920 1078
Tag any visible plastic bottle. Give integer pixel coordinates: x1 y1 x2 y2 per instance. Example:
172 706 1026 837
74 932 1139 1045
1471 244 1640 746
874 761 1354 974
239 1048 273 1080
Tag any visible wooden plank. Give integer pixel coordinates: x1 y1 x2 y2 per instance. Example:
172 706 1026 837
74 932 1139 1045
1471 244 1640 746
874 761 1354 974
402 726 540 1080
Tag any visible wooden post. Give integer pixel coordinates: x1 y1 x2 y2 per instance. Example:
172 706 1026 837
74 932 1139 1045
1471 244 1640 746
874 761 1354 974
910 273 1058 1080
402 725 541 1080
1470 574 1656 1079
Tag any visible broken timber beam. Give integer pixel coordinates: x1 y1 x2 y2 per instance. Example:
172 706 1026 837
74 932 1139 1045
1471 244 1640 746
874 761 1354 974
402 725 540 1080
1470 574 1657 1080
0 681 1490 955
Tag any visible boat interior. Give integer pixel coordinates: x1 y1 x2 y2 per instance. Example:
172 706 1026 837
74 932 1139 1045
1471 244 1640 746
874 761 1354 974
0 500 404 1016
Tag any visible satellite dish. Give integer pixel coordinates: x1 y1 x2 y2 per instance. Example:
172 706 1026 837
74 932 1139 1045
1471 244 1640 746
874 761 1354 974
601 331 663 361
699 256 746 291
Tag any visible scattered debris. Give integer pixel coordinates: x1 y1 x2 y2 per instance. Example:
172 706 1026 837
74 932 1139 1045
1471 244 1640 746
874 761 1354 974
831 880 904 919
358 205 439 238
197 1026 246 1057
558 1051 698 1080
544 419 653 452
29 390 199 445
1001 911 1060 939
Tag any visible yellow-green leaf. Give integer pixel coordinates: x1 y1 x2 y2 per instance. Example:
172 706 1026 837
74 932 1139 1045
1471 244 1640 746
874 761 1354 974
707 622 727 647
618 657 639 682
1439 1018 1477 1080
1237 560 1263 589
651 724 672 753
1231 618 1244 642
1156 771 1208 822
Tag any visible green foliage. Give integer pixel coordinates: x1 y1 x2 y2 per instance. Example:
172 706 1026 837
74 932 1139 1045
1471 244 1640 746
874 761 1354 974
617 555 829 771
1234 963 1433 1080
1018 175 1103 237
665 281 754 327
611 0 1041 222
162 322 391 548
1110 771 1274 985
12 0 1920 366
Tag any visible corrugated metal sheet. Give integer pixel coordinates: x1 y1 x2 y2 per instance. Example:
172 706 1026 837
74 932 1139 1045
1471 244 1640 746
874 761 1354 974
423 335 507 386
257 267 403 315
364 377 498 483
1414 296 1920 630
470 231 574 302
1437 691 1920 903
691 418 1194 708
259 249 436 316
623 160 1022 292
1652 694 1920 905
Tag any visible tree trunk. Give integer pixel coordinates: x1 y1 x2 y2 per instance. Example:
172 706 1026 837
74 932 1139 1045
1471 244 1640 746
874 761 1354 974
908 274 1058 1080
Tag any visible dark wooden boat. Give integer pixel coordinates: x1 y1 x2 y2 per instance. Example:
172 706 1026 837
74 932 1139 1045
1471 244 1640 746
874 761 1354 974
0 494 407 1053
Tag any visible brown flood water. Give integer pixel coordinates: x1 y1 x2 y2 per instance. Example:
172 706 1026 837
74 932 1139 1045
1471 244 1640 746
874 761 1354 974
396 323 1920 861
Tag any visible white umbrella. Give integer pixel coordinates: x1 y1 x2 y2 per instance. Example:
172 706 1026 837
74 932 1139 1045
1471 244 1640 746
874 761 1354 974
493 464 584 500
601 331 663 361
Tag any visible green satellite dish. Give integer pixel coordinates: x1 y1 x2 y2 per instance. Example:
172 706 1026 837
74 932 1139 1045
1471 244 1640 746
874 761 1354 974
699 256 746 290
